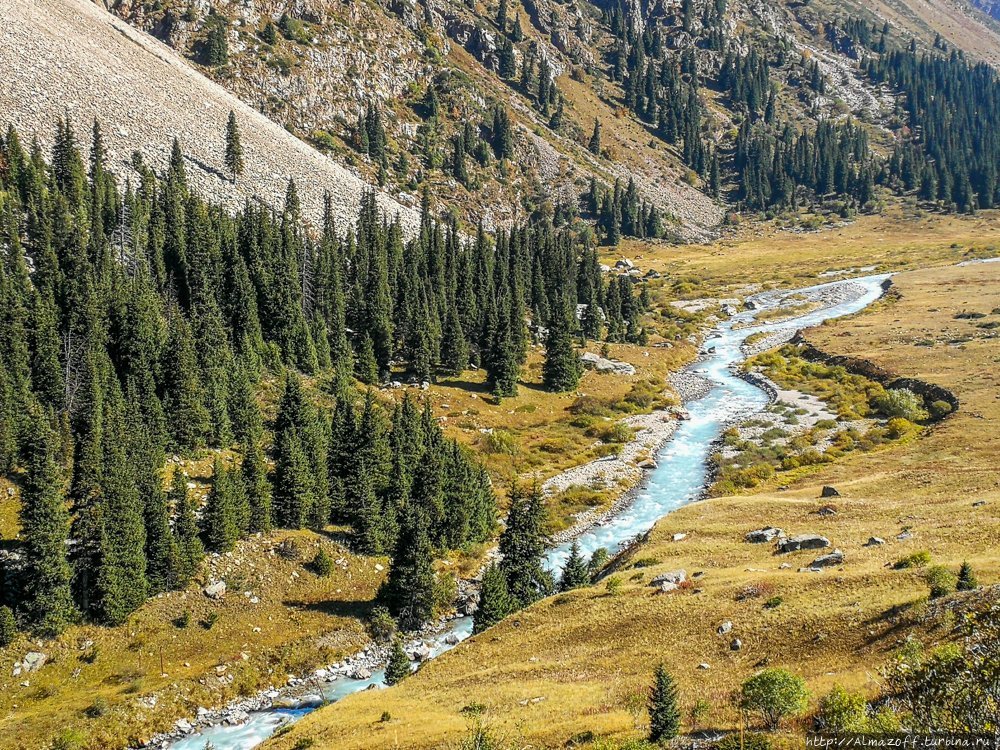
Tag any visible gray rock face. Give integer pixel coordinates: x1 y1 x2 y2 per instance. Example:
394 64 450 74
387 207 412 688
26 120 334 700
204 581 227 599
864 537 886 547
811 549 845 567
745 527 784 543
778 534 830 553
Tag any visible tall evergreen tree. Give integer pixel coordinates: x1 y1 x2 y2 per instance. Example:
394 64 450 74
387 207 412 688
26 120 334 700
543 297 582 392
201 459 239 552
384 638 411 685
170 470 204 587
648 664 681 742
473 562 515 634
224 110 245 182
499 483 550 607
19 417 76 636
381 506 436 630
559 540 589 591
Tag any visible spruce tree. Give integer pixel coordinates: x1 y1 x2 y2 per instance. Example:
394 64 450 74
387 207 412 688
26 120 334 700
0 606 15 647
201 459 239 552
648 663 681 742
224 110 245 182
381 506 436 630
589 120 602 155
19 417 76 636
496 0 509 32
499 483 550 607
956 561 979 591
473 563 515 633
95 391 149 626
559 540 590 591
242 440 272 534
543 298 582 392
170 471 205 587
272 426 313 529
384 638 411 685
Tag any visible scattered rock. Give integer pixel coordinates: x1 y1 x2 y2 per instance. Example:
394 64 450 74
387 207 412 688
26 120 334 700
811 549 845 567
717 621 733 636
203 581 226 600
972 500 987 507
897 531 914 541
821 486 840 498
745 527 784 543
650 570 687 587
730 638 742 651
864 537 886 547
671 533 687 542
698 663 711 670
778 534 830 553
21 652 47 673
409 643 432 662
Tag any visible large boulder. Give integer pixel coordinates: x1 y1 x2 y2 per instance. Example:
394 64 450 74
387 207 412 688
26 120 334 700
745 527 784 543
778 534 830 553
811 550 845 568
650 570 687 587
821 486 840 498
203 581 226 599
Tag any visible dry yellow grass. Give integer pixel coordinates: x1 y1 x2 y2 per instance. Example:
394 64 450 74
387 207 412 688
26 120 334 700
0 530 384 750
263 260 1000 750
613 206 1000 295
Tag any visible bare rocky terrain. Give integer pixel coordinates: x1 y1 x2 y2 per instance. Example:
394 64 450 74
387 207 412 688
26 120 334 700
0 0 420 234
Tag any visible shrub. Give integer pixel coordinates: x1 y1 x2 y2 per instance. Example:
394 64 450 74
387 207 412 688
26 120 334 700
894 550 932 569
310 548 334 577
763 596 783 609
83 697 109 718
599 422 635 444
605 576 623 596
588 547 610 573
715 733 772 750
484 429 518 455
688 699 712 731
873 389 928 422
50 730 86 750
379 711 392 722
816 685 868 732
292 739 315 750
173 611 191 629
432 572 458 616
925 565 958 599
368 606 396 644
0 605 16 647
740 668 809 730
276 538 305 561
201 611 219 630
928 400 953 419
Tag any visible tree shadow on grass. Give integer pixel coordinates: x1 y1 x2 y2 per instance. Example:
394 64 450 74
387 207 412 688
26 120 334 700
284 597 379 621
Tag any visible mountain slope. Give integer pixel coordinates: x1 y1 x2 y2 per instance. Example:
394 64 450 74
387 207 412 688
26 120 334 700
0 0 420 233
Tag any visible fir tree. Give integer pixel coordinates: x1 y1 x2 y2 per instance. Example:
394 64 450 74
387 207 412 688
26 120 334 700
381 506 436 630
588 120 602 156
242 440 272 534
956 561 979 591
0 606 15 647
648 663 681 742
559 540 589 591
170 471 204 587
543 298 582 392
499 483 550 607
473 563 515 633
384 638 411 685
201 459 239 552
224 110 245 182
496 0 509 32
95 391 149 626
19 417 76 636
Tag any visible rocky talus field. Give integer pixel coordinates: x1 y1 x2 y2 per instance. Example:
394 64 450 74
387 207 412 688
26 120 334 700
0 0 420 233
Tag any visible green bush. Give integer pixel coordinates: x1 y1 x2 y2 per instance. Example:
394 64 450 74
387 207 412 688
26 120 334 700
484 429 518 455
925 565 958 599
740 668 809 730
873 389 929 422
83 697 109 718
310 548 334 577
368 606 396 644
605 576 623 596
894 550 932 569
928 400 953 419
817 685 868 732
